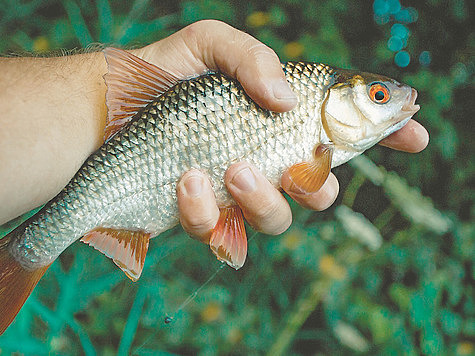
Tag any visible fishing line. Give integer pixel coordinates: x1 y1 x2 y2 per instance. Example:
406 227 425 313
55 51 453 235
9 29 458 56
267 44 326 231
133 230 260 353
133 263 227 353
163 262 227 324
163 229 259 324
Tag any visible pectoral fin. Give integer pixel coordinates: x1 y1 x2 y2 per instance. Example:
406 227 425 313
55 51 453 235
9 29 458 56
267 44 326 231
209 206 247 270
287 144 333 194
81 227 151 281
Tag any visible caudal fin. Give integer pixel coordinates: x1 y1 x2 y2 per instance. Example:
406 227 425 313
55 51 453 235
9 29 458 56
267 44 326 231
0 234 50 334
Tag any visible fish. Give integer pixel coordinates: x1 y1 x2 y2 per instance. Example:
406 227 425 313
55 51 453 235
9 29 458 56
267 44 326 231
0 47 420 334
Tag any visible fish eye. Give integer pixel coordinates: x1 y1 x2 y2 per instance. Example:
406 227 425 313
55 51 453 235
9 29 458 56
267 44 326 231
368 82 390 104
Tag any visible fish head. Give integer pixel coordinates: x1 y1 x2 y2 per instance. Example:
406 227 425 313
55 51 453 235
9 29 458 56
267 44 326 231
322 70 420 151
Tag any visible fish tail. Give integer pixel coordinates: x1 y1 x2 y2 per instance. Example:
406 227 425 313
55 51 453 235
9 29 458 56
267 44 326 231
0 233 50 335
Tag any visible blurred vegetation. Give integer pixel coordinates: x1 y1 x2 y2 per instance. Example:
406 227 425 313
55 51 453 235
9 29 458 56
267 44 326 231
0 0 473 354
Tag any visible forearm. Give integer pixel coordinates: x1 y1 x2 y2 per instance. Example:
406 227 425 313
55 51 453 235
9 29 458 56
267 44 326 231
0 52 107 224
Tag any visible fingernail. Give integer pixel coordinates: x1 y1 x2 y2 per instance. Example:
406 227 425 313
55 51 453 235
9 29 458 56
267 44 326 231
272 79 297 102
231 167 257 192
184 174 203 197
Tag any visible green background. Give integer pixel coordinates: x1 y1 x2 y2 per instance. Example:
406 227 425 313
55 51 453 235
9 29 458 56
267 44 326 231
0 0 473 355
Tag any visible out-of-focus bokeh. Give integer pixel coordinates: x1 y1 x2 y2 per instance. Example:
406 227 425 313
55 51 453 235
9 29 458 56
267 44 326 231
0 0 473 354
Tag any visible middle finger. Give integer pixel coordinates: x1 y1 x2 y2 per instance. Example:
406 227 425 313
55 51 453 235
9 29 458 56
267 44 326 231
225 162 292 235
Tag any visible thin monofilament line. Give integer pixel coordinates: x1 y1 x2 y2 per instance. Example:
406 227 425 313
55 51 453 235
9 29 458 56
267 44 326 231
167 230 259 320
167 262 227 320
133 230 260 353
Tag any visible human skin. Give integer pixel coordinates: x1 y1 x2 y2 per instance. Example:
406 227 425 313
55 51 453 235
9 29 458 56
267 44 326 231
0 20 429 241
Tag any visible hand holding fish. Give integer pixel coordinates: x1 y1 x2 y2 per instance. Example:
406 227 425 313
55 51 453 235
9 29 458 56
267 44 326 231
0 19 429 334
130 20 428 242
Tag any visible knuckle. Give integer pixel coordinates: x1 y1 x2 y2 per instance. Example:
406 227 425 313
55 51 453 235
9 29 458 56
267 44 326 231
187 19 227 34
233 30 278 61
183 213 216 232
251 198 284 224
249 199 291 235
245 40 278 61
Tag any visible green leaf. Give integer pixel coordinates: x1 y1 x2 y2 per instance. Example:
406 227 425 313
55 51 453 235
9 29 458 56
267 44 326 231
351 155 452 234
389 283 412 311
349 155 385 185
383 171 452 234
97 0 113 43
118 285 148 356
335 205 383 251
63 0 94 46
410 283 439 328
462 318 475 336
117 15 177 45
369 307 393 343
269 5 287 26
333 321 369 353
440 309 462 336
421 324 444 356
436 121 459 160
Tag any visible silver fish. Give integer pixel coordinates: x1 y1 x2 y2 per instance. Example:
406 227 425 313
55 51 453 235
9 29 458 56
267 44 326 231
0 48 419 334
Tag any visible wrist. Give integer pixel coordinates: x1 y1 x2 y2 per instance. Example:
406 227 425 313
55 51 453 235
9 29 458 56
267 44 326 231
0 51 108 224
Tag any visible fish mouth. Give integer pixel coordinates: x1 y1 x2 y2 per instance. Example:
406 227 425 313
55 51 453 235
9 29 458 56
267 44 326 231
401 88 420 115
381 88 420 139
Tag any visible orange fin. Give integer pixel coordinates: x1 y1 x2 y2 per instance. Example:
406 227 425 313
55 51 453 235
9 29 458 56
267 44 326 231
102 47 180 141
287 144 334 193
209 206 247 270
0 234 51 335
81 227 151 282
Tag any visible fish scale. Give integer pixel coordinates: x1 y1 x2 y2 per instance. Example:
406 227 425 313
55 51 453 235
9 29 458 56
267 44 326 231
10 62 334 269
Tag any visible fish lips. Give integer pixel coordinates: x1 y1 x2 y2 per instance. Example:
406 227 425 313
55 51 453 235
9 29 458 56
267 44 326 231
401 88 420 115
382 88 420 138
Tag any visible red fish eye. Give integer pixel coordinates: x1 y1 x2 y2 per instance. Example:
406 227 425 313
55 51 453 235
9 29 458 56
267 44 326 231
369 83 390 104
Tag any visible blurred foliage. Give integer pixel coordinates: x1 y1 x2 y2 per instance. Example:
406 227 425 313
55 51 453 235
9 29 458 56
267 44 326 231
0 0 473 354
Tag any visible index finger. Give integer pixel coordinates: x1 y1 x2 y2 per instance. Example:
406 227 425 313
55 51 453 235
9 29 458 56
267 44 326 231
140 20 298 113
185 20 298 112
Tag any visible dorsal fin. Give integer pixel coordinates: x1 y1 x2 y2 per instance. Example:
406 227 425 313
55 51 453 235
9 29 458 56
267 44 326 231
81 227 151 281
102 47 180 141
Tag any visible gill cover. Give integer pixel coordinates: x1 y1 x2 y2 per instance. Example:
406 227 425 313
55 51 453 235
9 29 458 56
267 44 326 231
322 71 419 151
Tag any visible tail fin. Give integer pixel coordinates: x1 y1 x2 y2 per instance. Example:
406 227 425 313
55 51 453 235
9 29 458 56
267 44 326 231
0 234 50 334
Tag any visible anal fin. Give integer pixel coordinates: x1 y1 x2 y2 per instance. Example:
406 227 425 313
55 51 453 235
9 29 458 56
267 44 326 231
81 227 151 281
209 206 247 270
287 144 333 194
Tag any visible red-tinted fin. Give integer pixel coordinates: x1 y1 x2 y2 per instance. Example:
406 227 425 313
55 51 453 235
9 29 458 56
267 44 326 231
209 206 247 270
287 144 334 194
0 234 51 335
102 47 180 141
81 227 151 282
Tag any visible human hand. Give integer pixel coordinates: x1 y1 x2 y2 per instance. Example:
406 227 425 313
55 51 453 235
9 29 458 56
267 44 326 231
138 20 429 242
